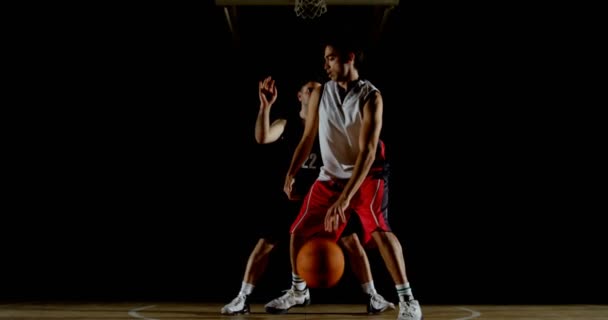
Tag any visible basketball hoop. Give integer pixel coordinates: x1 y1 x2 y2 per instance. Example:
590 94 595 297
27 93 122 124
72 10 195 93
294 0 327 19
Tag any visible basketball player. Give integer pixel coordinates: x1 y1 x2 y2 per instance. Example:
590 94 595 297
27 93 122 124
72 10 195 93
221 76 395 315
269 35 423 320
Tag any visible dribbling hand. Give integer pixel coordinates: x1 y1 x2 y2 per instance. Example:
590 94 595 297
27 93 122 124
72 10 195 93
324 198 348 232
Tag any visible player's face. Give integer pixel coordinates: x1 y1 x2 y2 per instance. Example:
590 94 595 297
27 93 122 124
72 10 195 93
324 45 345 81
298 82 317 120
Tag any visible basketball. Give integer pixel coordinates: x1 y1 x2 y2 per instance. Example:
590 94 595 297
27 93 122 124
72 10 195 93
296 237 345 288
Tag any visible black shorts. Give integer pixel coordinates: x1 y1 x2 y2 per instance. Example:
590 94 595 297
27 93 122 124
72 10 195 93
254 195 301 244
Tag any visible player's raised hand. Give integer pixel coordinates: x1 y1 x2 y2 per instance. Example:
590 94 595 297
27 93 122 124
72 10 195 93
259 76 278 109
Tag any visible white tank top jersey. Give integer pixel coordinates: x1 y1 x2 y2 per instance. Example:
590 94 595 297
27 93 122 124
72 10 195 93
318 79 379 181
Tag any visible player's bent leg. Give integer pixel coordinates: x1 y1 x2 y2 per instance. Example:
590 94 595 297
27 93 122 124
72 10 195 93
339 233 395 314
265 234 311 314
221 238 277 315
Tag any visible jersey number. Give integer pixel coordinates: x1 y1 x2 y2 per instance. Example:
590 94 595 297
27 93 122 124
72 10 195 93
302 153 318 169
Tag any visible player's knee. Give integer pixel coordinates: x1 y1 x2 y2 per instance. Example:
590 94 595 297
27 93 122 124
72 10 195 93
339 233 364 255
371 230 389 243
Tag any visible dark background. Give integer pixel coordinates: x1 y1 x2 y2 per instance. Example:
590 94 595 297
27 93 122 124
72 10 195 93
3 1 604 306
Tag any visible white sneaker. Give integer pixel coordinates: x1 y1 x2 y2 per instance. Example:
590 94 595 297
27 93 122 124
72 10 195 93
367 292 396 314
398 300 423 320
264 288 310 314
221 293 249 315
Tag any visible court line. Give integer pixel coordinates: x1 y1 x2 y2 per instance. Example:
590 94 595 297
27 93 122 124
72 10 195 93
453 306 481 320
128 305 159 320
0 303 27 308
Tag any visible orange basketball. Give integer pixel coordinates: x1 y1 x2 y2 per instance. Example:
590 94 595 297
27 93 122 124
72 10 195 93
296 237 345 288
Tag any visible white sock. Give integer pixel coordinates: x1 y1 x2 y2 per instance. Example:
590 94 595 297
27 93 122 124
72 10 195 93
292 272 307 291
362 281 377 295
396 282 414 302
239 282 254 296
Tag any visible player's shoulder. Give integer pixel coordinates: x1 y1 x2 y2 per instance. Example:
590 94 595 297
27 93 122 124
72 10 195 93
359 79 380 93
357 80 381 103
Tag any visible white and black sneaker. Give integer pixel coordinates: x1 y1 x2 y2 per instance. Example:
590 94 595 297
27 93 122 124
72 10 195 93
264 288 310 314
398 300 423 320
221 293 250 315
367 292 396 314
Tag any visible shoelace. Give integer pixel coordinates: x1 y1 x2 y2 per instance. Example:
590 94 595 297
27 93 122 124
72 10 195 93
370 294 382 305
370 294 393 309
400 303 418 316
276 289 296 303
277 288 308 303
229 294 246 307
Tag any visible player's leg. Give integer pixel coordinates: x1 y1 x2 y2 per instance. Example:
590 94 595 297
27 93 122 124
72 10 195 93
352 176 422 320
265 180 339 314
222 199 295 315
221 237 276 314
339 221 395 314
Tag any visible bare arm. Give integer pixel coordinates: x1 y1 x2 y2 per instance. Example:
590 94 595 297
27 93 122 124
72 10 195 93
254 76 286 144
284 84 322 199
255 110 286 144
340 90 383 201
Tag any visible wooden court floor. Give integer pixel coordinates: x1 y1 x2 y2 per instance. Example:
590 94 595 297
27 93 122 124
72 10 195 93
1 302 607 320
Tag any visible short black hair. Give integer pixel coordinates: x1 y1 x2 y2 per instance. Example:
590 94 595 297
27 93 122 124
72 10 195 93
321 31 365 68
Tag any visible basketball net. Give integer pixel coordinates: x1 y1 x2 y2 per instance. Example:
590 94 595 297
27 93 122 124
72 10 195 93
294 0 327 19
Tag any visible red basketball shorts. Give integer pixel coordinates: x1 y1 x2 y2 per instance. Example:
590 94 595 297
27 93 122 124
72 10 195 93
290 175 391 245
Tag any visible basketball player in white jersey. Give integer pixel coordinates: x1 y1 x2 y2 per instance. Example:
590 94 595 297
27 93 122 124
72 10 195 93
272 35 423 320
